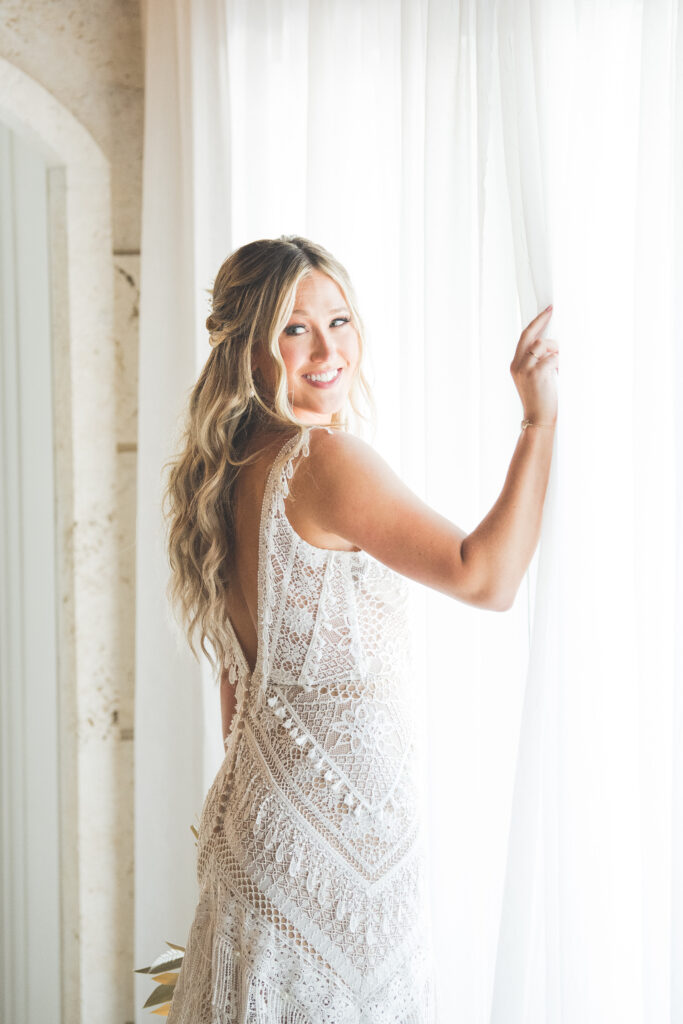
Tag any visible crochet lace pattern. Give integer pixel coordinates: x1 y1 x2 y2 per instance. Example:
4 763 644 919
167 425 435 1023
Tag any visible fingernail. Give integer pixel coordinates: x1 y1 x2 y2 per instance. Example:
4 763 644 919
545 304 553 311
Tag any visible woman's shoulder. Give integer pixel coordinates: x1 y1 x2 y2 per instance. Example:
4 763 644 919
304 424 375 465
241 424 380 497
294 426 390 507
283 427 374 553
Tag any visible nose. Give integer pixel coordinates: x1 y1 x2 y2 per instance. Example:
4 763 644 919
309 325 337 362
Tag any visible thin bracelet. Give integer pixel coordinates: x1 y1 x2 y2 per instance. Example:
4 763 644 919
520 418 555 431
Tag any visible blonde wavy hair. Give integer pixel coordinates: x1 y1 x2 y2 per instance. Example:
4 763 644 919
162 234 375 677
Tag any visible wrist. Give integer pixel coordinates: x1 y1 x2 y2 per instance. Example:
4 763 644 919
520 416 556 431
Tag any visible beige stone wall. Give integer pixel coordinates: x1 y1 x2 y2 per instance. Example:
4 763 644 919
0 4 143 1022
0 0 143 250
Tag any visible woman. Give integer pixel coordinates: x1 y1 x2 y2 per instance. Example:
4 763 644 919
162 235 557 1022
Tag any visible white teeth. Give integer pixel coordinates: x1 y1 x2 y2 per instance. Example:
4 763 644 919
304 368 340 383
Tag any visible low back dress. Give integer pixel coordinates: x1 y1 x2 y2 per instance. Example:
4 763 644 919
166 424 436 1024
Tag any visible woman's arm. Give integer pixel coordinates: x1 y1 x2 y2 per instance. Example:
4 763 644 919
290 307 558 612
460 423 555 609
288 429 521 611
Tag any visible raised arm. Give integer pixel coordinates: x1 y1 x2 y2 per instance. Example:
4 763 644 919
459 421 555 609
290 306 558 612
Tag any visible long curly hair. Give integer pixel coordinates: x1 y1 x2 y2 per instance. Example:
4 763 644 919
162 235 375 678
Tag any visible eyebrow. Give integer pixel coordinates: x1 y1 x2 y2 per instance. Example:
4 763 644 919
291 306 349 315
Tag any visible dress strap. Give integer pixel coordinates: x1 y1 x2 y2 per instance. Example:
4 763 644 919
273 424 334 509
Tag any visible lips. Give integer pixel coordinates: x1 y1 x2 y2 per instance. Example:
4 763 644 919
302 367 342 387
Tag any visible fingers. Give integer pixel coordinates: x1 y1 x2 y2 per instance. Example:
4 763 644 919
526 347 559 364
534 351 559 376
527 337 559 360
513 308 555 367
521 306 553 345
510 307 558 375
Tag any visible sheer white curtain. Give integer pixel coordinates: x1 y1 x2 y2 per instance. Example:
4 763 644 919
135 1 682 1020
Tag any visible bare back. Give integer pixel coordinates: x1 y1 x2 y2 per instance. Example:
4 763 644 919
224 428 359 675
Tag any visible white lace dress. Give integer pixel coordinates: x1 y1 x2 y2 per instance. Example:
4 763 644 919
167 426 435 1023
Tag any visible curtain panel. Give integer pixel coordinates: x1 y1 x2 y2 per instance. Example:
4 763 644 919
136 1 682 1020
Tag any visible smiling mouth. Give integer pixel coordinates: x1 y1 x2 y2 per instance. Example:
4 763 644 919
302 368 342 385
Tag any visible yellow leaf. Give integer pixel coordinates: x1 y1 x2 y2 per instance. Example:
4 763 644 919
165 941 186 952
151 1004 171 1016
151 972 178 986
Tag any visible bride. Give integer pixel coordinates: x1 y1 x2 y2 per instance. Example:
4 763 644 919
161 234 558 1022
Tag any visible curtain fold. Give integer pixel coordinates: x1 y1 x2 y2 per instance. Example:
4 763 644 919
134 0 207 1009
136 2 682 1020
492 3 681 1021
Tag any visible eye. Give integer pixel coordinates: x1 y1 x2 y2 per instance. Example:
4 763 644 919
283 316 351 337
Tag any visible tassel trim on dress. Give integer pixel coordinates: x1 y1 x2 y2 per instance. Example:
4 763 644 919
211 932 314 1024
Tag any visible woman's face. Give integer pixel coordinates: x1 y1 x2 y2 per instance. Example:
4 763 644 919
255 268 360 424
